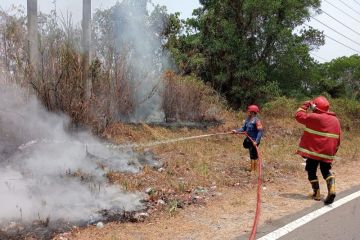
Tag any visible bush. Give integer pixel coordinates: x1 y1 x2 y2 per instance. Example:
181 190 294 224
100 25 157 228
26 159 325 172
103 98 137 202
330 98 360 130
162 71 225 122
261 97 298 118
262 96 360 131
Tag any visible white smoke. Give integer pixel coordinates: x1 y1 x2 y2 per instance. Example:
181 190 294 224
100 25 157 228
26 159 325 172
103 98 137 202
0 0 171 225
108 0 168 122
0 85 146 224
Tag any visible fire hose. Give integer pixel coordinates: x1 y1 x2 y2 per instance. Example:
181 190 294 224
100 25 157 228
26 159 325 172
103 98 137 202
241 132 262 240
117 132 232 148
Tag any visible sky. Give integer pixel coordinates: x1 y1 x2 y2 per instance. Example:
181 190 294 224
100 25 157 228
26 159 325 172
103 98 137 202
1 0 360 63
307 0 360 62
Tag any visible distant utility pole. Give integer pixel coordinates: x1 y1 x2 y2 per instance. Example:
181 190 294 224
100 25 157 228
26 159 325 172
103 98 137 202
27 0 39 80
82 0 91 99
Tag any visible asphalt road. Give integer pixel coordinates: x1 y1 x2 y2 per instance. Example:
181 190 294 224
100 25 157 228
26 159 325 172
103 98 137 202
278 196 360 240
237 185 360 240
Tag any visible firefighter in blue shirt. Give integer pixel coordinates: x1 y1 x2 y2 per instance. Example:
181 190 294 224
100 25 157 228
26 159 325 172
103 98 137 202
232 105 263 172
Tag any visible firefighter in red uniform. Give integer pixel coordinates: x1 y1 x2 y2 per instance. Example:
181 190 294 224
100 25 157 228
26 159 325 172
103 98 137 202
295 96 341 205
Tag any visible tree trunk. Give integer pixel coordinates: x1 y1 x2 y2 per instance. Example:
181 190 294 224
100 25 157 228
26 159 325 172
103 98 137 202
82 0 91 99
27 0 39 84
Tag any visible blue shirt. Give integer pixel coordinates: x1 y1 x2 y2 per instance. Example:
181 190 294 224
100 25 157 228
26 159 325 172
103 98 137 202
236 116 263 144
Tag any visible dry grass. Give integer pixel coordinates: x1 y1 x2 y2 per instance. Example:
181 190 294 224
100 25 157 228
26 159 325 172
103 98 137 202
102 111 360 197
103 112 360 216
51 108 360 240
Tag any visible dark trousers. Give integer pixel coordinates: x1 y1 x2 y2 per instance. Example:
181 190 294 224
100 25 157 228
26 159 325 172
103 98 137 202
305 158 332 181
243 137 259 160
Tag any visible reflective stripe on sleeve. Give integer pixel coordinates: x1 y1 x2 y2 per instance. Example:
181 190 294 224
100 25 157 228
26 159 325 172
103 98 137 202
298 147 335 160
304 128 340 139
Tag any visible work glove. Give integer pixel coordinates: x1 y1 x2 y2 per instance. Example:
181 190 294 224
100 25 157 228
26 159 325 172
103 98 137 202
301 100 312 110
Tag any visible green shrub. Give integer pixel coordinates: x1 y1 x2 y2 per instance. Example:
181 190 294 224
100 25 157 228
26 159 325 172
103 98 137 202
262 96 360 131
261 97 298 118
330 98 360 130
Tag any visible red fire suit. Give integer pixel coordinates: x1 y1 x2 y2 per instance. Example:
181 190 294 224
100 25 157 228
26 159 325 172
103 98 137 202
295 108 341 163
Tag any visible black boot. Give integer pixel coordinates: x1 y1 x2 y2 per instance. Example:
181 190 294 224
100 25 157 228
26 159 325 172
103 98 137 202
309 179 321 201
324 175 336 205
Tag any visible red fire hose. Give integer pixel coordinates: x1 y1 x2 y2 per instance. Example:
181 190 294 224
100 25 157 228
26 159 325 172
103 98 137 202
237 132 262 240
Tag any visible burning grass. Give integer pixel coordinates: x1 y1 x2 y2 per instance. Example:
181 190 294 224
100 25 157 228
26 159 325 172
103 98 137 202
0 208 155 240
0 87 166 239
0 142 162 240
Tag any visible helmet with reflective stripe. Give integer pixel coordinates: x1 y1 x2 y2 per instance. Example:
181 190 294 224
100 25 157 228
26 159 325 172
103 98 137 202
247 105 260 113
312 96 329 112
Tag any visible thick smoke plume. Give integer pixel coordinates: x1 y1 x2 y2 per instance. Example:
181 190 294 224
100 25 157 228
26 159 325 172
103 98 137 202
0 84 146 224
97 0 168 122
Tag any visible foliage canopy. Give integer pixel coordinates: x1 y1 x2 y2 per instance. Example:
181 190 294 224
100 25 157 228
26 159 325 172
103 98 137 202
165 0 325 108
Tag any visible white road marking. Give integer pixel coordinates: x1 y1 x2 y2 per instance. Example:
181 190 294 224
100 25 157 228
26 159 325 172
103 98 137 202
258 190 360 240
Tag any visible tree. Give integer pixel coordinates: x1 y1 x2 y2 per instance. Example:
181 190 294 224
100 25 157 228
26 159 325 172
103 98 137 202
27 0 39 79
91 0 169 122
82 0 91 99
317 55 360 99
266 26 324 99
166 0 324 108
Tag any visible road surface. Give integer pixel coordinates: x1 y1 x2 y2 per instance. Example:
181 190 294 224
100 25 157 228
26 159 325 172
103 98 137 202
238 185 360 240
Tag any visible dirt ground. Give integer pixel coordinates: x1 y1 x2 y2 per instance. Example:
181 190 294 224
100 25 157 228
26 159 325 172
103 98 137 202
54 131 360 240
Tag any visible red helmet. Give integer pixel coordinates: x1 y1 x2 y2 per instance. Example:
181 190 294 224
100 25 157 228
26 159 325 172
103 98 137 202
312 96 329 112
247 105 260 113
